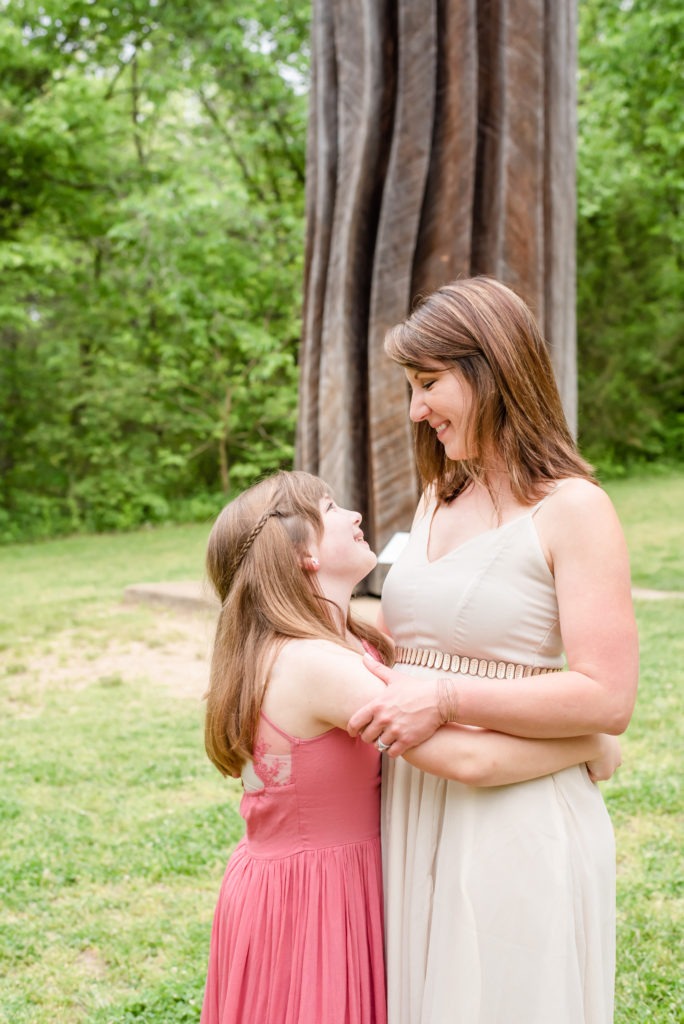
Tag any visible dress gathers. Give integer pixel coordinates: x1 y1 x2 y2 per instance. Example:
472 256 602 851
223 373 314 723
381 494 616 1024
200 712 386 1024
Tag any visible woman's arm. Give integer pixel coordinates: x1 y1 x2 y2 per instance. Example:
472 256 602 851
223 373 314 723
455 481 638 736
348 482 639 753
271 639 621 788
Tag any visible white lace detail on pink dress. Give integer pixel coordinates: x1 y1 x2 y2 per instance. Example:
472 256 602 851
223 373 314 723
242 714 293 792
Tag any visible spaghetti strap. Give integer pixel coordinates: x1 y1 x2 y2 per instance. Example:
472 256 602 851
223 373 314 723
258 708 300 742
531 478 570 516
258 708 336 744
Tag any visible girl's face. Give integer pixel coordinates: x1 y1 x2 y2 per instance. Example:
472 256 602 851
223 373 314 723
405 363 475 461
313 496 377 583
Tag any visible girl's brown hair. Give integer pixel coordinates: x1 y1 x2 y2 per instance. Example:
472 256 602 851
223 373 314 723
384 276 596 504
204 470 393 777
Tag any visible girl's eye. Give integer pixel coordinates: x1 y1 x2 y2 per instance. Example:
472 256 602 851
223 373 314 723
422 380 435 391
326 501 335 512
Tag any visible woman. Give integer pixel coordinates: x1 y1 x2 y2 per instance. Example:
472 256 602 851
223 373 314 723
349 277 638 1024
200 469 620 1024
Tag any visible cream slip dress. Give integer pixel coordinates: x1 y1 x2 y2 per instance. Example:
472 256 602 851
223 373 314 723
381 489 616 1024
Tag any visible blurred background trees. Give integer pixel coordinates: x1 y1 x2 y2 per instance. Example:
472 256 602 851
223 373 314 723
577 0 683 470
0 0 309 539
0 0 681 541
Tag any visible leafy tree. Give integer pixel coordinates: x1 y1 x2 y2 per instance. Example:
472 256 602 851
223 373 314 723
0 0 308 540
577 0 684 470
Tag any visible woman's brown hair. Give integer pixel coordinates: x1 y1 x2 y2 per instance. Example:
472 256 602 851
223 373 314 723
204 470 393 778
384 276 595 504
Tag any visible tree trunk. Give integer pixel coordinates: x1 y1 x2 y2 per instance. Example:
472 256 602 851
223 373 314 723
298 0 578 593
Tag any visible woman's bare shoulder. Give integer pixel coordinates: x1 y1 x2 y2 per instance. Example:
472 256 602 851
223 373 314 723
544 478 617 519
533 478 625 570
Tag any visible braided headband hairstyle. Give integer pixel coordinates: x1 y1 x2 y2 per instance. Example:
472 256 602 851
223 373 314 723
227 507 283 593
206 470 325 606
204 470 393 777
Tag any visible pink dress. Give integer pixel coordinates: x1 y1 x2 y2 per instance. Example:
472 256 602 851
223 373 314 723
200 711 386 1024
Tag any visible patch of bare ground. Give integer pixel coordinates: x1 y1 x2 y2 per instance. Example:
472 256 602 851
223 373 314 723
3 607 218 715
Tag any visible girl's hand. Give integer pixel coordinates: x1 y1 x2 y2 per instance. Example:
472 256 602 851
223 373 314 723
586 734 622 782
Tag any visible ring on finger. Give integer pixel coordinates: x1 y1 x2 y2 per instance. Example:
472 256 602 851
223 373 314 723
376 738 390 753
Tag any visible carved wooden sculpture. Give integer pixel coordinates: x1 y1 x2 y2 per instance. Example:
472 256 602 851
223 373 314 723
297 0 577 592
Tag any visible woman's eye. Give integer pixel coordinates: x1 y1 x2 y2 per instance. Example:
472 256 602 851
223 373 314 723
423 380 435 391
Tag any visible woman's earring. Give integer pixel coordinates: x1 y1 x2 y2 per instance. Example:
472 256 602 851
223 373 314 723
305 556 320 571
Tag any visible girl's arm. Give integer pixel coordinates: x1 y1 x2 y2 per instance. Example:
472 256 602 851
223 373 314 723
271 639 621 788
348 481 639 754
403 724 621 787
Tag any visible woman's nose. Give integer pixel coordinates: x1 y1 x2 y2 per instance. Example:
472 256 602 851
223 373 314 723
409 390 429 422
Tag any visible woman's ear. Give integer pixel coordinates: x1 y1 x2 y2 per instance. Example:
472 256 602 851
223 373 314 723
302 554 320 572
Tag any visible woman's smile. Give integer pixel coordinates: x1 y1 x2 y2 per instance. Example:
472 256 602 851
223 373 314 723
406 365 474 461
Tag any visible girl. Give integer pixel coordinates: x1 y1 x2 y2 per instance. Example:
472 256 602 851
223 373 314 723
200 469 621 1024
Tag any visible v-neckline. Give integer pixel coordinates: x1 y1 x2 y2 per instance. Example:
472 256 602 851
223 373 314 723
424 502 534 566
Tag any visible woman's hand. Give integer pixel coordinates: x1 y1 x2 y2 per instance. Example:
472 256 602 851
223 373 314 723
585 734 622 782
347 655 447 755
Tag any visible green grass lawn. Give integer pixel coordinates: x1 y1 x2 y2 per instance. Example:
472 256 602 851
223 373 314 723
1 470 682 1022
603 470 684 591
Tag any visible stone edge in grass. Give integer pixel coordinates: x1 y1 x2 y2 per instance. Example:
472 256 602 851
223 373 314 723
124 582 682 621
124 581 381 623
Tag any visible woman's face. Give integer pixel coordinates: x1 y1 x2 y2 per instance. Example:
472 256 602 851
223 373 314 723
405 363 475 461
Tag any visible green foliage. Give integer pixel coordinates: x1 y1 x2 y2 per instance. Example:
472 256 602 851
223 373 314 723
0 0 308 540
577 0 684 468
